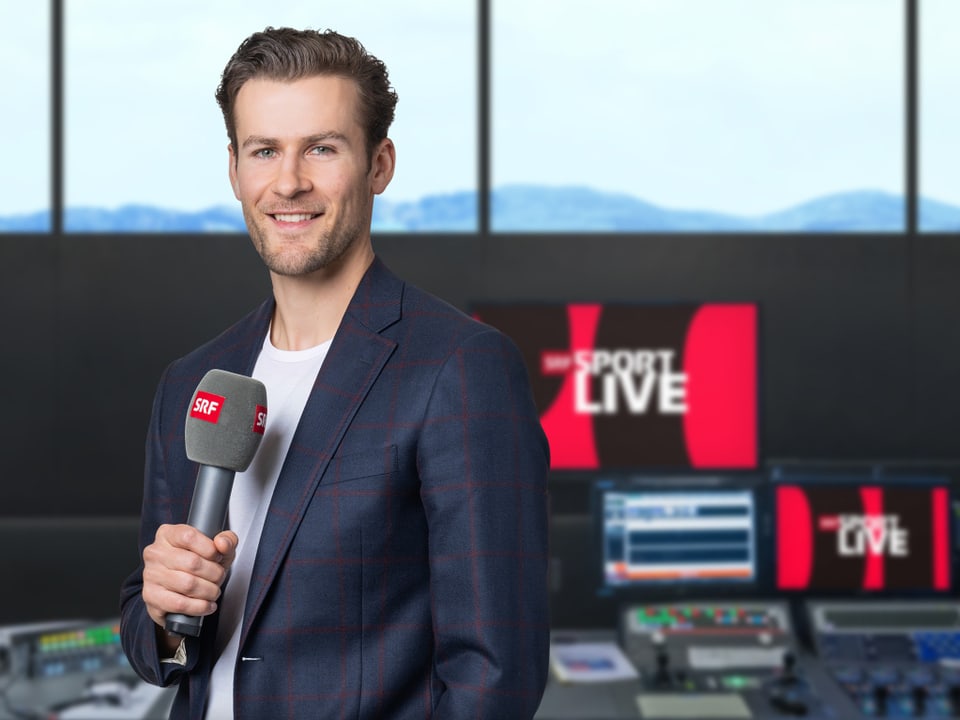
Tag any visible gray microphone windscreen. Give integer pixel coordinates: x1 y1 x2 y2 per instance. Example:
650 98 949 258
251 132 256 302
184 369 267 472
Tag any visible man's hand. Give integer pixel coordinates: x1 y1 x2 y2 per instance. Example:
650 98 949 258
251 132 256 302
141 524 238 644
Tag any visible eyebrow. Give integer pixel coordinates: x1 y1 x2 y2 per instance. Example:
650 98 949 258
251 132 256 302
241 132 351 150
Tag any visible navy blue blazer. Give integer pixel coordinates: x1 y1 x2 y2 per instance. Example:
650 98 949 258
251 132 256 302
120 258 551 719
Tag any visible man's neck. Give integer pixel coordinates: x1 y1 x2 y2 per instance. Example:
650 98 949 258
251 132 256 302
269 246 374 351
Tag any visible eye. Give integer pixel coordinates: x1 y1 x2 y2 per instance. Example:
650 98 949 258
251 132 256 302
253 148 276 159
309 146 332 156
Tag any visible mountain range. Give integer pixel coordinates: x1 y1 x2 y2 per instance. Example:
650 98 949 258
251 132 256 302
2 186 959 233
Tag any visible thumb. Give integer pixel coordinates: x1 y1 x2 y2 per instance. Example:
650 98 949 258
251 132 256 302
214 531 239 565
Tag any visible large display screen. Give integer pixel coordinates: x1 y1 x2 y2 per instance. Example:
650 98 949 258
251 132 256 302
471 303 758 470
599 486 758 588
775 482 951 593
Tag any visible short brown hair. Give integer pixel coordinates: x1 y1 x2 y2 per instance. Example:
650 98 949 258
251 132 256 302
216 27 398 164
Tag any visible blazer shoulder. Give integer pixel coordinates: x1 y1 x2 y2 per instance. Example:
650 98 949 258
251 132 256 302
400 282 507 346
354 256 507 348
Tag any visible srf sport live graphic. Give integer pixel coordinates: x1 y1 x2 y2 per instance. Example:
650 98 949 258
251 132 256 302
471 303 757 469
776 485 951 592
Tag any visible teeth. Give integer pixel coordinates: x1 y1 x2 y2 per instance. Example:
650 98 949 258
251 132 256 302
274 213 315 222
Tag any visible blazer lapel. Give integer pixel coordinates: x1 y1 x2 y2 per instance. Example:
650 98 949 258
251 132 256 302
238 258 403 644
203 299 274 378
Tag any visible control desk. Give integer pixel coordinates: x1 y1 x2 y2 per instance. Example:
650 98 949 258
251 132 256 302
808 600 960 719
0 620 174 720
536 600 859 719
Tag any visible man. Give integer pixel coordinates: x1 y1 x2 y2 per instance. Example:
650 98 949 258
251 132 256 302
119 27 551 720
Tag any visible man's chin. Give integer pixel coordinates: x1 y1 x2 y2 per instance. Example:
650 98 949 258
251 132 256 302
263 256 330 277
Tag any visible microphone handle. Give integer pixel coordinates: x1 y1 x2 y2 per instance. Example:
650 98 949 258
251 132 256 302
164 464 235 638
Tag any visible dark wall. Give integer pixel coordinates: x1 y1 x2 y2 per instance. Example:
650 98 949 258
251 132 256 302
1 231 958 622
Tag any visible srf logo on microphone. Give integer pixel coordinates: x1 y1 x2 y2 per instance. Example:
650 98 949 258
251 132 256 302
254 405 267 434
190 391 225 423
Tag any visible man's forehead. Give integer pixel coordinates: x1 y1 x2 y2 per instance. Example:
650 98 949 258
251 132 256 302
233 75 363 140
235 74 360 105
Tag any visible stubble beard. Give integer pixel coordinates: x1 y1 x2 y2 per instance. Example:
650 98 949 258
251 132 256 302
244 201 368 278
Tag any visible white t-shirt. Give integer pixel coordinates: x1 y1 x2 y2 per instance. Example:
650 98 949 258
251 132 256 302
205 330 331 719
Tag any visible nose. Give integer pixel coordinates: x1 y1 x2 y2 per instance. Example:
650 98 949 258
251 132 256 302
271 154 312 198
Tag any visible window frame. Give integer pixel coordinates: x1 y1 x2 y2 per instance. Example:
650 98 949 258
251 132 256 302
6 0 937 238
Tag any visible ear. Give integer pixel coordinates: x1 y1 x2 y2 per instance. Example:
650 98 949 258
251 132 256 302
228 143 241 200
369 138 396 195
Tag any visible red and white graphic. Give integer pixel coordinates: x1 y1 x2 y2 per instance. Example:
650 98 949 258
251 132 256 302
189 391 225 424
472 303 758 469
253 405 267 434
776 484 950 592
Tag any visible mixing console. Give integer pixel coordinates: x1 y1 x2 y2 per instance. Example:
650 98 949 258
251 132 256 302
9 620 128 679
808 601 960 718
620 600 858 719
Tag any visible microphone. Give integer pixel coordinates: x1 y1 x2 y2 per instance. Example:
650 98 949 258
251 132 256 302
164 369 267 638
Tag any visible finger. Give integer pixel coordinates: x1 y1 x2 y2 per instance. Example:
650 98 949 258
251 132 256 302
144 584 218 622
213 531 238 563
143 561 225 604
143 543 229 588
158 523 222 561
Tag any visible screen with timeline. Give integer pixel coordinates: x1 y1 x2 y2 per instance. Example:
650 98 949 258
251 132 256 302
597 481 760 592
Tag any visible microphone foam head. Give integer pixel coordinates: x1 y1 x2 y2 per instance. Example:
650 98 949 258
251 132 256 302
184 369 267 471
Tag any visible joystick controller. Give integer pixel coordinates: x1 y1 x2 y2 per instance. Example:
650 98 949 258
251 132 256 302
873 684 889 717
653 639 673 689
767 650 809 716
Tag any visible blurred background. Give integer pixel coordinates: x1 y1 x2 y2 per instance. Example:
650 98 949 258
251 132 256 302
2 1 960 718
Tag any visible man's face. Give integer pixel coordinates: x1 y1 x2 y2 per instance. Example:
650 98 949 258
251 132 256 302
228 75 393 278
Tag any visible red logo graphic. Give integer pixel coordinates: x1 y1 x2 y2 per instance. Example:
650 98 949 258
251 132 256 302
776 485 950 592
473 302 758 470
189 391 225 424
541 350 574 376
818 515 841 532
253 405 267 434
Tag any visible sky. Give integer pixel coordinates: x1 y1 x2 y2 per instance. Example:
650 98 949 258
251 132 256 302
1 1 49 217
920 0 960 207
1 0 957 218
62 0 475 212
494 0 905 216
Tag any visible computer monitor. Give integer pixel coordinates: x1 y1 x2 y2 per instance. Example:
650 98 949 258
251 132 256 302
593 475 767 599
774 475 952 595
470 302 759 470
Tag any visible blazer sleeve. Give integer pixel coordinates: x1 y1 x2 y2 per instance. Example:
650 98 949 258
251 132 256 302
119 363 201 687
416 327 551 719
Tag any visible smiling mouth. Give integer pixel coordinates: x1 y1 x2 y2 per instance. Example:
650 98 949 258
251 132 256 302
270 213 321 223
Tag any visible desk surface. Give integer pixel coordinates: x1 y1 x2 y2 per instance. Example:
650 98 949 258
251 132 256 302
537 679 647 720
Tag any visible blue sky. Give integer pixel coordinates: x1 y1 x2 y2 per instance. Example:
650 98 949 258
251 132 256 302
2 1 49 217
1 1 957 218
494 0 905 216
63 0 476 212
920 0 960 208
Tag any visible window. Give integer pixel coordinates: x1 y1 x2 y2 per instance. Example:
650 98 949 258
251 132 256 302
64 0 477 232
920 0 960 231
492 0 904 232
0 1 50 231
5 1 953 236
